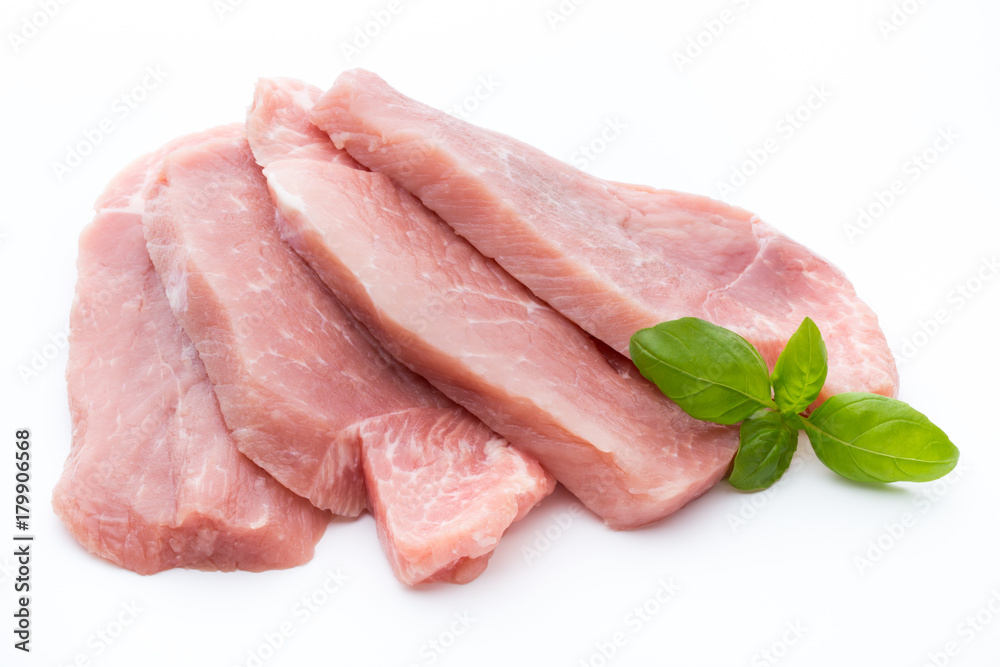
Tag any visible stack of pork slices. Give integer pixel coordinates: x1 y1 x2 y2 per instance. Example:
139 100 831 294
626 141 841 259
53 70 898 586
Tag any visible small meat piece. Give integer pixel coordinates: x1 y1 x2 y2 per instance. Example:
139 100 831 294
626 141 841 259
359 408 546 584
264 158 738 530
52 126 329 574
312 69 899 404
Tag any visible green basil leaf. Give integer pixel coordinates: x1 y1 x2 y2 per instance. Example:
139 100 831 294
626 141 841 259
771 317 828 415
804 393 959 483
782 412 806 431
729 410 799 491
629 317 776 425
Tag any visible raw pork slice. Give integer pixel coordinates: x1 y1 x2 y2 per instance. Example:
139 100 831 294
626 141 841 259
144 133 367 517
246 76 362 168
311 69 899 403
146 123 553 583
52 127 329 574
264 159 738 530
358 408 548 584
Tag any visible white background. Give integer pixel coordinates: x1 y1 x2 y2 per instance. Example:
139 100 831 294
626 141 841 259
1 1 998 665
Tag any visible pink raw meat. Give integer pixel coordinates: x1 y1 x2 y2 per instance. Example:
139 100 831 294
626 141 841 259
264 158 738 530
52 126 329 574
358 408 549 584
144 133 368 517
312 69 899 404
146 120 553 584
247 77 362 169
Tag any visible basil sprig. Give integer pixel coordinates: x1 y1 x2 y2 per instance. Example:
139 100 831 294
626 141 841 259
630 317 959 490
